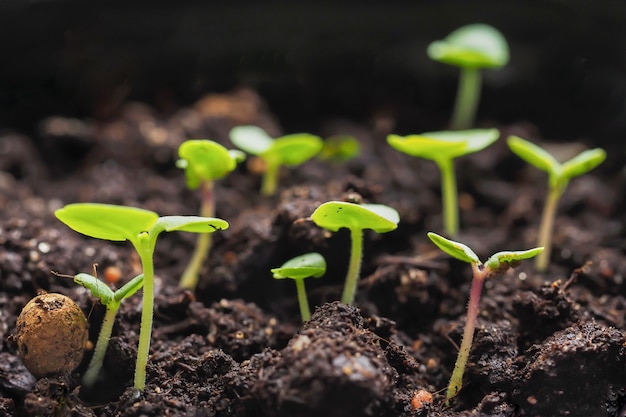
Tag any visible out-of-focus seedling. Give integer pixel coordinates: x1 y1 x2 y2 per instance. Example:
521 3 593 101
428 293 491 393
176 139 244 290
427 23 509 130
55 203 228 391
388 129 499 235
271 252 327 322
311 201 399 305
427 232 543 405
318 135 360 163
507 136 606 271
229 126 323 196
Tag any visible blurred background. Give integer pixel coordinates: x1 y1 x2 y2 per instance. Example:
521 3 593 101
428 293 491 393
0 0 625 146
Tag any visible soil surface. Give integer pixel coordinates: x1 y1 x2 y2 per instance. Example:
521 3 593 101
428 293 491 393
1 89 625 417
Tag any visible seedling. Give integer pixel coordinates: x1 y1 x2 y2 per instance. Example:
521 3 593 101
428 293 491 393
55 203 228 391
507 136 606 271
387 129 499 235
176 139 244 290
271 252 327 322
55 270 144 387
427 232 543 405
229 126 323 196
318 135 360 163
427 23 509 130
311 201 399 305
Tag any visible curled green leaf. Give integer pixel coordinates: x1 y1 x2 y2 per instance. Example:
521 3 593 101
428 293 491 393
271 252 327 280
561 148 606 179
507 136 560 175
485 247 544 270
427 232 480 264
311 201 399 233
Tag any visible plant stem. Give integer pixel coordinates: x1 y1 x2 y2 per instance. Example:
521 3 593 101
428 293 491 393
180 181 215 290
342 228 363 305
451 67 481 130
535 186 561 272
82 302 120 388
446 263 485 405
261 160 281 196
437 158 459 236
294 279 311 322
134 240 155 392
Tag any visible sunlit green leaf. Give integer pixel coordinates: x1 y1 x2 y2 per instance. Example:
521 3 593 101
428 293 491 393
271 134 323 166
388 129 498 161
507 136 560 175
311 201 399 233
178 140 238 189
229 126 274 155
561 148 606 179
427 232 480 264
157 216 229 234
485 247 544 270
271 252 327 280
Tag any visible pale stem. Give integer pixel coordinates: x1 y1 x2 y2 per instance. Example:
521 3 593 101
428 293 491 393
82 302 120 387
437 158 459 236
294 279 311 322
535 186 562 272
180 181 215 290
451 67 482 130
446 263 486 405
261 160 281 196
341 228 363 305
134 247 155 391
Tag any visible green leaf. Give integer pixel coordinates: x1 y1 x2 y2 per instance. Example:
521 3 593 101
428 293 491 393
388 129 499 160
318 135 360 162
311 201 399 233
507 136 560 175
485 247 544 270
178 140 238 189
271 252 327 280
229 126 274 155
427 232 480 264
270 134 323 166
427 23 509 69
55 203 159 242
157 216 229 233
561 148 606 179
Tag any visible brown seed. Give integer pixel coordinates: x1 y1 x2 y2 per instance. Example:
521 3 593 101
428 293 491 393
15 293 88 378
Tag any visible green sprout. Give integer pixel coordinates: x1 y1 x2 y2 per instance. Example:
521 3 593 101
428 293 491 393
388 129 499 236
318 135 360 163
427 232 543 405
229 126 323 196
311 201 399 305
427 23 509 130
507 136 606 271
55 203 228 391
57 270 144 388
176 139 244 290
271 252 327 322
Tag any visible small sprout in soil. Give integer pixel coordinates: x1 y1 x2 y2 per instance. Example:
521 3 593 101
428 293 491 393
318 135 360 163
176 139 244 290
55 203 229 391
58 269 144 388
507 135 606 271
229 125 323 196
387 128 499 236
427 232 543 405
427 23 509 130
271 252 327 322
15 293 88 378
311 201 399 305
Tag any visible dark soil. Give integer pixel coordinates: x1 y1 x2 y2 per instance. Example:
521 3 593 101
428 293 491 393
1 86 625 417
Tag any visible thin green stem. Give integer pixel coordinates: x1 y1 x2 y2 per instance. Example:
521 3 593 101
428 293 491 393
451 67 482 130
437 159 459 236
535 186 562 272
446 264 486 405
294 279 311 322
261 160 281 196
82 302 120 388
134 241 155 392
180 181 215 290
341 228 363 305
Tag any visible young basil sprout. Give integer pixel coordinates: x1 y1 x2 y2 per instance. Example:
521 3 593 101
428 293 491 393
71 271 144 388
387 129 499 236
55 203 228 391
427 23 509 130
318 135 360 163
229 126 323 196
427 232 543 405
271 252 327 322
176 139 244 290
311 201 399 305
507 136 606 271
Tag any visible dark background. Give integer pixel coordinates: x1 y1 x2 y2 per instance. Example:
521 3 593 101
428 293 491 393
1 0 625 145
